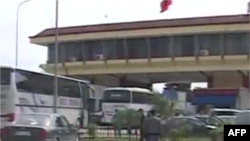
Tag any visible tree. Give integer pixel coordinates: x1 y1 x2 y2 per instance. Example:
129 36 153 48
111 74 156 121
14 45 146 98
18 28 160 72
150 93 175 119
113 109 140 128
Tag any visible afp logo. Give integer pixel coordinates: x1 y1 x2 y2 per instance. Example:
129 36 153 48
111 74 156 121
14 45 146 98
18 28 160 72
224 125 250 140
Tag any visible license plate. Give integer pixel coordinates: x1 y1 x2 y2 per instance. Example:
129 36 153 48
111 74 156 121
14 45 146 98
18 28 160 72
15 131 31 136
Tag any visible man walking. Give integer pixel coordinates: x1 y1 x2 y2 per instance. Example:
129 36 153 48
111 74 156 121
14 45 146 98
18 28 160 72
143 110 162 141
113 109 122 138
138 109 145 141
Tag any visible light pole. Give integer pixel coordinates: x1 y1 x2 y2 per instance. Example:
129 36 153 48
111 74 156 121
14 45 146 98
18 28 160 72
15 0 33 67
53 0 59 113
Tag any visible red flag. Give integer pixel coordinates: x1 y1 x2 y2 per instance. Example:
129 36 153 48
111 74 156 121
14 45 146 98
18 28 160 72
160 0 172 13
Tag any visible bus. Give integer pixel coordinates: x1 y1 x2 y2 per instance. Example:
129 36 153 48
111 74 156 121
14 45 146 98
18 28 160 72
101 87 155 124
0 66 93 129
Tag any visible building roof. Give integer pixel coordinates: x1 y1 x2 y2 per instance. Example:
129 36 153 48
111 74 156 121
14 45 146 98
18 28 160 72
30 14 249 38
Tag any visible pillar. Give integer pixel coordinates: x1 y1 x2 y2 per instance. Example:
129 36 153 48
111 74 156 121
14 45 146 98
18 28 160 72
242 73 249 88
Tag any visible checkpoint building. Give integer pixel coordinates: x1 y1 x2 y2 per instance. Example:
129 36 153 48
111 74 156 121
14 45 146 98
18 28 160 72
30 14 249 88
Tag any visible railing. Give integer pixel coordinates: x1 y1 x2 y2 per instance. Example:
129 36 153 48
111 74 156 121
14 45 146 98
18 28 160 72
78 126 141 141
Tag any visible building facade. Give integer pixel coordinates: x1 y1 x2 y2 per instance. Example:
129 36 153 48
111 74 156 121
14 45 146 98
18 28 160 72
30 14 249 88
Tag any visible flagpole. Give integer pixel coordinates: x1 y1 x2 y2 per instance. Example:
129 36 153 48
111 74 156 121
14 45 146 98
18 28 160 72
53 0 59 113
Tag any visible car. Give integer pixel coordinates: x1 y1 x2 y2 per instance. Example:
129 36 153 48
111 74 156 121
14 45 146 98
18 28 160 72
194 115 224 126
1 113 78 141
235 110 250 125
162 116 216 137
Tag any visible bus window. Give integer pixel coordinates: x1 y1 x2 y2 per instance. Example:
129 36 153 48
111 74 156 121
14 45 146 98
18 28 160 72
15 70 54 95
132 92 152 104
0 68 11 85
103 90 131 103
58 78 80 98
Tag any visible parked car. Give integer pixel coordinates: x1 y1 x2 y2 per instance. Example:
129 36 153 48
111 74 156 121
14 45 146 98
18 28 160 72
235 110 250 125
162 116 216 137
1 113 78 141
194 115 224 126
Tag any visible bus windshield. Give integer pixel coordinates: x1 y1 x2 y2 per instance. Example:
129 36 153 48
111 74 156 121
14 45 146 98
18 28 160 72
0 68 11 85
103 90 131 103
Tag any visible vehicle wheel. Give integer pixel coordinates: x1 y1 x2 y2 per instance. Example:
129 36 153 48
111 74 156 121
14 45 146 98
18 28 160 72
56 137 60 141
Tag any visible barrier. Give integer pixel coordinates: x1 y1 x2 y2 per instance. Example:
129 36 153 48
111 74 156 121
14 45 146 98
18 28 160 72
78 126 140 141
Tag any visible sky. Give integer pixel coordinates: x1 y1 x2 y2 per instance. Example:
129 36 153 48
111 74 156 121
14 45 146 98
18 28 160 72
0 0 249 90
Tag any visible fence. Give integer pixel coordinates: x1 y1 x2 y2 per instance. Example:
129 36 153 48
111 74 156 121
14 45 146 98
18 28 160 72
78 126 141 141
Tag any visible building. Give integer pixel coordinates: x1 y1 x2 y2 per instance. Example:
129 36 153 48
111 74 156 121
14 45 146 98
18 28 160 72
29 14 249 88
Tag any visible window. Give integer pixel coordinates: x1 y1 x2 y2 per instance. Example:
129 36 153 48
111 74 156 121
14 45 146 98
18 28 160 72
197 34 222 56
64 42 81 62
224 33 248 55
84 41 104 61
47 45 55 63
15 114 50 126
80 82 90 109
103 90 131 103
55 116 68 127
58 78 80 98
149 37 170 58
0 68 12 85
173 35 195 57
104 39 127 60
126 38 148 59
15 70 54 95
132 92 152 104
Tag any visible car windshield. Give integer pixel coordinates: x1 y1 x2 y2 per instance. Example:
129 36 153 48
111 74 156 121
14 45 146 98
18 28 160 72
15 114 50 126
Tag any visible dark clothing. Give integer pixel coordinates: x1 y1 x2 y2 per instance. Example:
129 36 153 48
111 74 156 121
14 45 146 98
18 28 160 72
143 116 162 141
139 114 145 141
145 134 160 141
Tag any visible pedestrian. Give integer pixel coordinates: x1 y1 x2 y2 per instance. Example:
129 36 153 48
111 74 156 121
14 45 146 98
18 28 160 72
143 110 162 141
113 109 122 138
138 109 145 141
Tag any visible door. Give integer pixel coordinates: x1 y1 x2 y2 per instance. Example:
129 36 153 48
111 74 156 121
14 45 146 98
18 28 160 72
61 116 77 141
55 116 70 141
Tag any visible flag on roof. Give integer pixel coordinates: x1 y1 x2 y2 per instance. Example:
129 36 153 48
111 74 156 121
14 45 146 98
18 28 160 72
160 0 172 13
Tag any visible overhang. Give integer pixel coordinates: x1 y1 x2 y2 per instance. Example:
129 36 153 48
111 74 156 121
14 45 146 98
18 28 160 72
29 14 250 45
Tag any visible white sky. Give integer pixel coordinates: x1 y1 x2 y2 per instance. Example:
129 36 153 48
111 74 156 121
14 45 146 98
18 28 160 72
0 0 248 90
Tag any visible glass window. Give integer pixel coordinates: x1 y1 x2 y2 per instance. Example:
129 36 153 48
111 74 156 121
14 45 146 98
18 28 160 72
132 92 152 104
64 42 81 62
15 70 54 95
55 116 67 127
126 38 148 59
84 40 104 61
224 33 248 55
58 44 65 63
173 35 195 57
47 45 55 63
58 78 80 98
197 34 222 56
103 90 131 103
104 39 117 59
149 37 170 58
80 82 90 109
0 68 12 85
15 114 50 126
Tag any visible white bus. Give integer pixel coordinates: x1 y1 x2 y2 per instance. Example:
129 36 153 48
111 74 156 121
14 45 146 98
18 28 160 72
0 66 92 129
101 87 155 124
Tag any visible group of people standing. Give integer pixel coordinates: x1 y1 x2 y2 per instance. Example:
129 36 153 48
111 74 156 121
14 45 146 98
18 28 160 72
113 109 162 141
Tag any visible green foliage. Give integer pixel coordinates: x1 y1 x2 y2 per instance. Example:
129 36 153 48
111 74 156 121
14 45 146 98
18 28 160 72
150 93 175 119
87 123 97 138
113 109 140 128
168 125 190 141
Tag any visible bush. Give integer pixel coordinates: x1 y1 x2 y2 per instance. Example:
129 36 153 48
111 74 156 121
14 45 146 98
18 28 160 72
87 123 97 139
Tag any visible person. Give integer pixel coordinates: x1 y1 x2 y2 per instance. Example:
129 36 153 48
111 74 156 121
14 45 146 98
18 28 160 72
143 110 162 141
113 109 122 138
138 109 145 141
